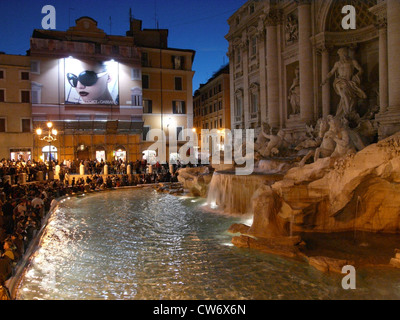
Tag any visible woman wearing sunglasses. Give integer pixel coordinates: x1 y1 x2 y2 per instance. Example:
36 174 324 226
66 61 116 105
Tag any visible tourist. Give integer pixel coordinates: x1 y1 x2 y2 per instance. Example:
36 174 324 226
2 242 15 262
0 274 11 300
0 254 11 282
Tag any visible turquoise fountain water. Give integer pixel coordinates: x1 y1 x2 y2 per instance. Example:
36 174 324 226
16 188 400 300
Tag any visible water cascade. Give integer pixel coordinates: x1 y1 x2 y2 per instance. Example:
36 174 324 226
206 171 282 215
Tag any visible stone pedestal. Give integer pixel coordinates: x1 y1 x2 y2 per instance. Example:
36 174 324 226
37 171 43 182
127 165 132 175
103 164 108 175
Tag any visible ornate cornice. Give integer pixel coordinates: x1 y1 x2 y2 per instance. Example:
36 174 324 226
265 9 283 27
370 1 387 29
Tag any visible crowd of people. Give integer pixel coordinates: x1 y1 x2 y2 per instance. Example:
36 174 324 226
0 158 191 183
0 180 59 300
0 156 198 299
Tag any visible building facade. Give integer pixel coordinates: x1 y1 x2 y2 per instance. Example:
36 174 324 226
128 18 196 163
24 16 195 164
0 54 33 161
30 17 143 163
226 0 400 139
193 64 231 155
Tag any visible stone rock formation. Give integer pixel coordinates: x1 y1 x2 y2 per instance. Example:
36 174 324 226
247 132 400 236
177 166 214 197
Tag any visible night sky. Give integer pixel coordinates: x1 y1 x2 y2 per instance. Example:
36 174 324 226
0 0 245 93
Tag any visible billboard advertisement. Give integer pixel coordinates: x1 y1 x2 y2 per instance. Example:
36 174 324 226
65 58 119 105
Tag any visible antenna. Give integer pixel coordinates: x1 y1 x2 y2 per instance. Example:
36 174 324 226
129 7 133 22
109 16 112 34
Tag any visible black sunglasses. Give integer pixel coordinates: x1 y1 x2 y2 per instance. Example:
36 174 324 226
67 71 108 88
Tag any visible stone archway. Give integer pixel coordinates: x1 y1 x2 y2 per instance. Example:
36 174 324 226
316 0 379 118
317 0 377 34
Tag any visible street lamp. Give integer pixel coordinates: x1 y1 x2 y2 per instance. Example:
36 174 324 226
36 122 57 164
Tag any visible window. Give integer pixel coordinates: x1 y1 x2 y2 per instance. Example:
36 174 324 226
143 99 153 113
141 52 149 67
250 92 259 114
220 118 223 128
21 71 30 81
112 46 119 55
95 44 101 54
175 77 182 91
142 74 149 89
176 126 183 141
172 56 184 70
251 36 257 56
0 89 4 102
131 68 141 80
95 115 108 121
235 96 243 118
21 119 31 133
31 82 42 104
131 87 142 107
249 4 255 14
31 61 40 74
142 126 150 141
0 70 4 79
173 101 186 114
236 48 241 65
21 91 30 103
0 118 5 132
249 84 260 117
76 114 91 121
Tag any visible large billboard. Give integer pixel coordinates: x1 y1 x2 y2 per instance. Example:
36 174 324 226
65 58 119 105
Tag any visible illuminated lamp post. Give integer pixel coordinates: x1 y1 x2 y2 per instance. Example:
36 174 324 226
36 122 58 172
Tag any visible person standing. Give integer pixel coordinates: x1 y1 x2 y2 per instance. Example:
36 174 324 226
0 275 11 300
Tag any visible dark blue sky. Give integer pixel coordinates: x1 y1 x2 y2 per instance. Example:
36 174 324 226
0 0 245 93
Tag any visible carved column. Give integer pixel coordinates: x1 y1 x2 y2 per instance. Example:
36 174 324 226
227 47 236 129
257 16 268 125
265 10 281 129
387 0 400 111
378 20 388 113
241 33 250 129
321 46 331 118
298 0 314 123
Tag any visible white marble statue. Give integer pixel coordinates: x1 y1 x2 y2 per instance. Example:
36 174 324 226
321 47 367 118
288 66 300 115
322 116 356 158
259 129 289 158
